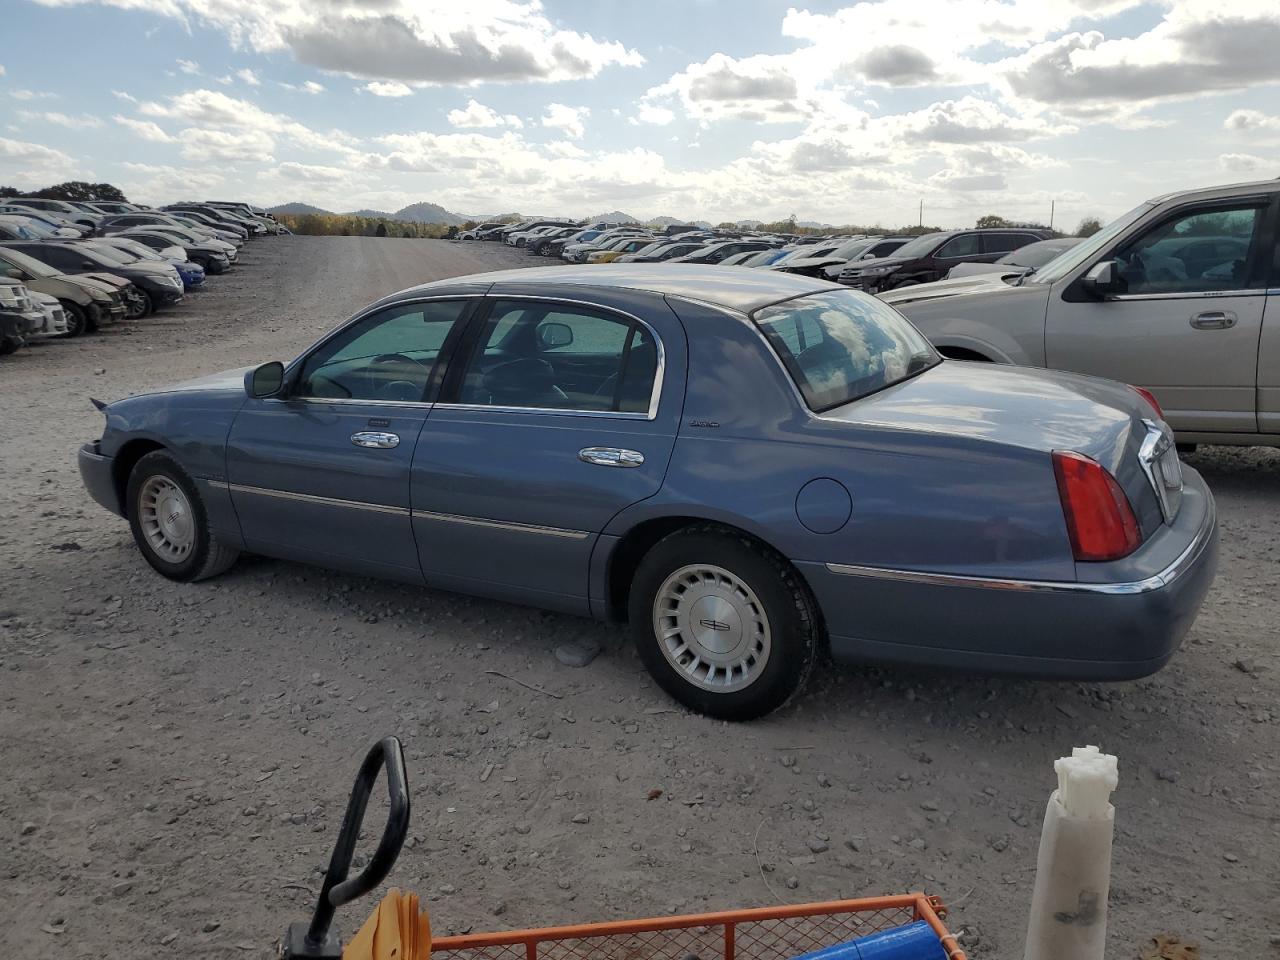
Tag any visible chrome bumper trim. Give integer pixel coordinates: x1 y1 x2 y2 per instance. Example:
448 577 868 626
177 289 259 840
826 492 1215 596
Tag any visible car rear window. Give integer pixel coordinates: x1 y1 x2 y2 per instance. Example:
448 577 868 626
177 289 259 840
753 290 940 411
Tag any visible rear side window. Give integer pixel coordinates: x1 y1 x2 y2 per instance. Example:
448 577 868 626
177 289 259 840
455 300 659 414
755 290 939 412
936 234 979 258
982 233 1026 254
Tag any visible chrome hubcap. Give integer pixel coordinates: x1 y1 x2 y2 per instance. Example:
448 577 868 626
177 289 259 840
653 563 771 692
139 476 194 563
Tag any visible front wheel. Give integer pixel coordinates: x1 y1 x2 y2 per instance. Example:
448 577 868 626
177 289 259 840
629 527 820 720
59 300 90 337
125 288 152 319
127 451 239 582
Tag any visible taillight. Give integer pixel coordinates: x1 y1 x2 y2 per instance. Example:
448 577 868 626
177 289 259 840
1052 451 1141 562
1130 385 1164 420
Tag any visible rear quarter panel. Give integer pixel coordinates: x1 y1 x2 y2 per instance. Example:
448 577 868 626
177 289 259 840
608 296 1076 582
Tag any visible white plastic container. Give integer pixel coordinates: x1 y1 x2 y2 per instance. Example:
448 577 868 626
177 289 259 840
1023 745 1119 960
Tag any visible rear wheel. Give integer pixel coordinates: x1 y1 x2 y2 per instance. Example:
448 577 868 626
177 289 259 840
629 527 820 720
0 337 19 356
127 451 239 582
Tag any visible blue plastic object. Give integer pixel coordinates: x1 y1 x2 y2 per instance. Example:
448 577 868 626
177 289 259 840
791 921 946 960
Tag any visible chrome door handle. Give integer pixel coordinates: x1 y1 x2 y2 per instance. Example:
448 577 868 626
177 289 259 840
1190 311 1236 330
579 447 644 468
351 431 400 449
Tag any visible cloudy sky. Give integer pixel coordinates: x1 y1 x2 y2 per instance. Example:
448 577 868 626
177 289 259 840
2 0 1278 227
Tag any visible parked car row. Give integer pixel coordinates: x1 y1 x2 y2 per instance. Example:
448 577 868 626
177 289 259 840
458 218 1068 291
0 198 282 356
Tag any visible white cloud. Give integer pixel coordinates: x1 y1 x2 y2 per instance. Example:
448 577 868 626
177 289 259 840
279 79 325 94
8 89 56 101
177 126 274 162
138 88 359 156
541 103 589 139
237 67 260 85
363 81 413 97
632 103 674 126
276 160 348 181
447 98 522 128
0 135 77 185
112 89 137 102
1224 108 1280 132
176 58 200 75
37 0 643 86
16 110 104 129
113 114 174 142
1219 152 1270 173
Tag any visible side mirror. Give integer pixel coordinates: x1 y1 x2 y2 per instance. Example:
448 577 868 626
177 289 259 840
537 321 573 349
1082 260 1125 299
861 252 877 259
246 361 286 398
81 261 96 269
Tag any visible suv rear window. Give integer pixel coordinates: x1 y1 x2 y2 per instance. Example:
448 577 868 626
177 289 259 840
753 290 940 411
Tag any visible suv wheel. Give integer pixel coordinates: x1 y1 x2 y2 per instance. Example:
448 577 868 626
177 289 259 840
629 527 820 720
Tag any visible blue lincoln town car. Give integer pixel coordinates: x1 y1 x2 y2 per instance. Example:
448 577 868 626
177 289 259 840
78 265 1217 719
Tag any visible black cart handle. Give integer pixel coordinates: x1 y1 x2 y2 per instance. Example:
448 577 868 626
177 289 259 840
305 736 410 947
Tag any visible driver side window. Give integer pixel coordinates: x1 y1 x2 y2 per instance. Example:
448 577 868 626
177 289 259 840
296 299 469 403
1114 205 1263 295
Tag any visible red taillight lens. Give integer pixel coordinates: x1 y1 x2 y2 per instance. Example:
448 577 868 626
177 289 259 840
1052 451 1142 562
1130 385 1164 420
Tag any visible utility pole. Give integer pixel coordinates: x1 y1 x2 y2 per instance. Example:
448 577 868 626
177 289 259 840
918 199 923 227
1049 199 1055 230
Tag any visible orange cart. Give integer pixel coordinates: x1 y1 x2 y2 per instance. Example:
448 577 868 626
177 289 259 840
282 738 966 960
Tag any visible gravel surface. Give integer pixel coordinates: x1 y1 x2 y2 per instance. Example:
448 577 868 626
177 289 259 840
1 236 1276 959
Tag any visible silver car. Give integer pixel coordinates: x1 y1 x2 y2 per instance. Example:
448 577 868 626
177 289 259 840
886 177 1280 446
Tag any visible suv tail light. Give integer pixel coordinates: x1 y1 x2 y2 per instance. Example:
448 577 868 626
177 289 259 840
1130 385 1164 420
1052 451 1142 562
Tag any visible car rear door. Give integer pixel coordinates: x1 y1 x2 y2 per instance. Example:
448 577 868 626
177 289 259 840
1045 195 1277 434
411 290 686 614
223 297 475 581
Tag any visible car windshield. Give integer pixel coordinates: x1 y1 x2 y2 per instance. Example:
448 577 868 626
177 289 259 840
882 232 944 259
1030 202 1155 284
84 243 137 264
831 238 873 259
754 290 940 412
4 216 55 238
998 238 1082 269
0 247 58 277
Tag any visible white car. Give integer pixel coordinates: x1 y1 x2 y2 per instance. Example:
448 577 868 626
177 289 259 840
28 289 69 337
0 213 80 240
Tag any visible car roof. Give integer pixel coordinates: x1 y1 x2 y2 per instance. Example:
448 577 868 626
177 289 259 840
1146 177 1280 206
393 264 833 313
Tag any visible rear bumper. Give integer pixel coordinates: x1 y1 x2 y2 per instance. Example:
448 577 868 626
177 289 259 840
803 472 1218 680
79 442 122 517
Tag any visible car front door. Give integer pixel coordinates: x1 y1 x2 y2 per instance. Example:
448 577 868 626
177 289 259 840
1045 197 1276 434
224 297 474 581
412 293 685 614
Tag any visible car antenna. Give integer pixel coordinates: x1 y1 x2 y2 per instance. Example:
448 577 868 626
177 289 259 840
90 397 107 411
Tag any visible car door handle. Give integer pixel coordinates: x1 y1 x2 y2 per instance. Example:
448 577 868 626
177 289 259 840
1189 311 1236 330
579 447 644 467
351 431 400 449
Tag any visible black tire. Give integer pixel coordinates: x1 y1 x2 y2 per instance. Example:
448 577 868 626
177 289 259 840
629 526 820 720
0 337 18 356
126 288 153 319
126 451 239 582
59 300 89 337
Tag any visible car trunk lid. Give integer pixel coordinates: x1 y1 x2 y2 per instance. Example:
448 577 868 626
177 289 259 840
825 360 1178 539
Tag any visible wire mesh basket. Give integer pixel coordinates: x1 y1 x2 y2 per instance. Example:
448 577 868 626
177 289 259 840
432 895 965 960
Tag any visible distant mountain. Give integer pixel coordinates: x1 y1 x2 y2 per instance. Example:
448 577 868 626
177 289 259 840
391 202 469 226
268 202 333 215
348 208 392 218
589 210 640 224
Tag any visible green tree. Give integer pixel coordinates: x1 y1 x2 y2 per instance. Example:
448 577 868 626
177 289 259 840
1075 216 1103 237
976 214 1010 228
0 185 20 199
375 222 388 237
34 181 127 202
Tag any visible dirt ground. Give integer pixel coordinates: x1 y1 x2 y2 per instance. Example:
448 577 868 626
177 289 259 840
1 236 1276 959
